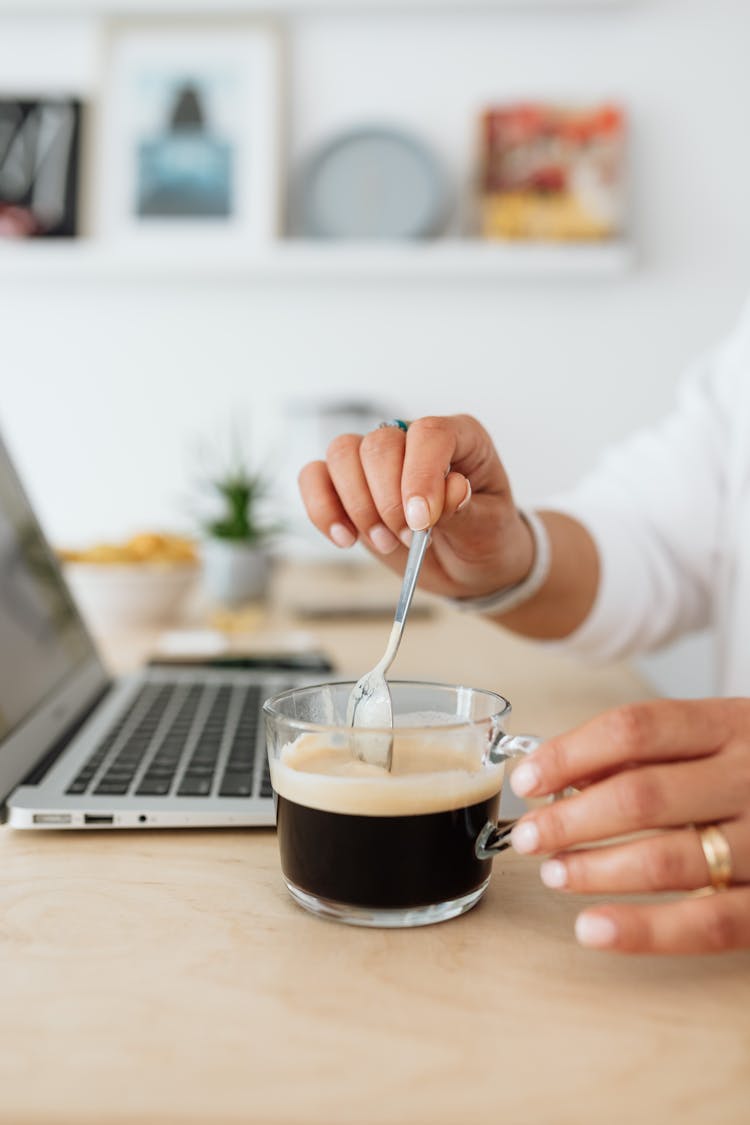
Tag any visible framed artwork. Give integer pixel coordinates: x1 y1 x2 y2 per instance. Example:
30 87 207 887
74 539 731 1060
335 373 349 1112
0 98 83 238
95 19 282 246
478 103 626 242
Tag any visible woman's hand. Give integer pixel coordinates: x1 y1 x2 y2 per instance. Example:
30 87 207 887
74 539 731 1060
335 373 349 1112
509 698 750 954
298 413 600 637
298 414 534 600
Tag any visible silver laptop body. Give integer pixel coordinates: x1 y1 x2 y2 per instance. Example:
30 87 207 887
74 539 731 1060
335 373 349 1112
0 433 310 830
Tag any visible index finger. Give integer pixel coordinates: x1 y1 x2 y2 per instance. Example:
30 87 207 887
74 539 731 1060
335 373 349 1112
511 699 737 800
401 415 507 530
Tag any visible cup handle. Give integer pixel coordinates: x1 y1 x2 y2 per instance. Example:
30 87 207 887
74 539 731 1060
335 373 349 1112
475 732 555 860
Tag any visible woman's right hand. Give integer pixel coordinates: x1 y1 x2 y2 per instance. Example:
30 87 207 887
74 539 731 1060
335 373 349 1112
297 414 535 601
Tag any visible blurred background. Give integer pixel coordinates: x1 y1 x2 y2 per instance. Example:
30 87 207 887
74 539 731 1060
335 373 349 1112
1 0 749 695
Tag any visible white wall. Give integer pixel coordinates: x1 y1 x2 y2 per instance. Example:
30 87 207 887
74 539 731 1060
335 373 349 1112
1 0 749 693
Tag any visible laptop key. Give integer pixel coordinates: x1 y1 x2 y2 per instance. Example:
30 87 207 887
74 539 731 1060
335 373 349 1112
177 775 213 796
66 779 90 795
218 770 253 797
136 777 171 796
94 779 130 795
144 765 177 778
226 747 254 763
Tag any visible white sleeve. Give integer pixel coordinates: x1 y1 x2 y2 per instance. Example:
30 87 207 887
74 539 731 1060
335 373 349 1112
539 311 746 662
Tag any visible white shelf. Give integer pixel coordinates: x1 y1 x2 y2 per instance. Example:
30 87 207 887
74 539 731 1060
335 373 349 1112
0 0 629 12
0 239 634 282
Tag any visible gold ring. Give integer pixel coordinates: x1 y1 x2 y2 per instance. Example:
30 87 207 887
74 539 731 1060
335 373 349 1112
697 824 733 892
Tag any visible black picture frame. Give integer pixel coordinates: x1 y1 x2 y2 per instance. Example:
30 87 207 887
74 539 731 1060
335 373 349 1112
0 97 83 238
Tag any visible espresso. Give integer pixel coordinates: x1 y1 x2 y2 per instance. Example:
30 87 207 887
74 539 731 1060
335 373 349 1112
271 735 504 910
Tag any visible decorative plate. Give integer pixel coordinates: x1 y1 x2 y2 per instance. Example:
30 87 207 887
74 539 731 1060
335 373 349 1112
300 125 447 240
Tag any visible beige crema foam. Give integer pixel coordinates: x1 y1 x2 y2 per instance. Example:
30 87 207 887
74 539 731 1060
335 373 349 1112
270 732 505 817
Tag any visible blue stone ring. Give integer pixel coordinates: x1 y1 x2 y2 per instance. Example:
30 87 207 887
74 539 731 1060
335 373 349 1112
378 419 410 433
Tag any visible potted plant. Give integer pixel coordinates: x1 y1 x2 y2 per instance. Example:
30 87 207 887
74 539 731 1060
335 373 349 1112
198 444 277 607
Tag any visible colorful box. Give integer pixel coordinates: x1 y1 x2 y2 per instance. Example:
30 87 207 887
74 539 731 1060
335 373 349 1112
479 103 626 241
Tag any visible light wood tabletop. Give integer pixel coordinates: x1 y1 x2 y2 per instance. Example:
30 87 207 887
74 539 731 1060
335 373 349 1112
1 563 749 1125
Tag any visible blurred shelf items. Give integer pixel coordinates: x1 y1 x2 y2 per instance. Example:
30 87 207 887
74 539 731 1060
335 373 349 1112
0 5 634 281
479 103 626 242
297 125 448 241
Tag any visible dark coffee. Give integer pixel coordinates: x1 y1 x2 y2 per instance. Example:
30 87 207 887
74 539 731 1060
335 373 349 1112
275 792 500 908
271 735 504 910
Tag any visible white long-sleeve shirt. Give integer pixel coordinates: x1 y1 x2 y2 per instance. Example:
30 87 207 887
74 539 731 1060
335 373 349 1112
546 301 750 696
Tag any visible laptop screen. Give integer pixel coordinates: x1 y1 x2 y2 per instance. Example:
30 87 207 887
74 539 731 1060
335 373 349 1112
0 437 96 745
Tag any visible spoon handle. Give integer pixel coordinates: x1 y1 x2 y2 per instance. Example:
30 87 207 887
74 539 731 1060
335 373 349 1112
377 528 431 674
395 528 431 625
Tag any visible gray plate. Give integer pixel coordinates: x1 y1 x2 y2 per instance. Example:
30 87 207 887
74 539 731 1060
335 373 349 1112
300 125 447 240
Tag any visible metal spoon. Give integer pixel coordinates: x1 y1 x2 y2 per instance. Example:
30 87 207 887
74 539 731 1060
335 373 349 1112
346 528 432 770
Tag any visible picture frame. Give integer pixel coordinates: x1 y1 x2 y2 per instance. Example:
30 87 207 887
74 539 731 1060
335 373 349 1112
94 18 283 247
477 103 627 243
0 97 84 238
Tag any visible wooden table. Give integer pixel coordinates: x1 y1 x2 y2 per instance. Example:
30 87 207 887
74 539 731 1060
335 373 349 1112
1 564 749 1125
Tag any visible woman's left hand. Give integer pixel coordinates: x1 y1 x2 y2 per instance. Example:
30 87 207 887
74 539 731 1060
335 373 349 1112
508 698 750 954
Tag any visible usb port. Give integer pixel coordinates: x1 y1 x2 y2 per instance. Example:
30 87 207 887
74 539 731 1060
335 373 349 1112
32 813 72 825
84 814 114 825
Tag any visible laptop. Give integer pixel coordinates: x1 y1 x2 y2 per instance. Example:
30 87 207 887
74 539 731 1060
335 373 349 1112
0 433 318 830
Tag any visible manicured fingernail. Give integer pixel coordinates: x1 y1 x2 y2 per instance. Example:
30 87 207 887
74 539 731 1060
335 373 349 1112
575 913 618 949
510 820 539 854
540 860 568 889
456 479 472 512
511 761 540 797
369 524 399 555
405 496 430 531
330 523 356 548
399 528 413 548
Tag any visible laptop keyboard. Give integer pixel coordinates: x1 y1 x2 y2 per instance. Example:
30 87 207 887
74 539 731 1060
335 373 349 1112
65 681 276 801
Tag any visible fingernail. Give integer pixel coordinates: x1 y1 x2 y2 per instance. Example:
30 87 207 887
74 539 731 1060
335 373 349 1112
369 524 399 555
405 496 430 531
456 479 472 512
511 761 540 797
399 528 413 548
575 913 618 949
330 523 356 549
540 860 568 889
510 820 539 854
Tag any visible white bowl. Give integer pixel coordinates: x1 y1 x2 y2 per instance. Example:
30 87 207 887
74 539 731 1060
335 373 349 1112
64 562 199 633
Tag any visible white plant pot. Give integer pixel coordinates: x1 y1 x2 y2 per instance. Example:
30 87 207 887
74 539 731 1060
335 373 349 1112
201 539 273 607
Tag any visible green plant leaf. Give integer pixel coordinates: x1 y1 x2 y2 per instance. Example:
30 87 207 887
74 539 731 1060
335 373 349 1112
195 437 279 544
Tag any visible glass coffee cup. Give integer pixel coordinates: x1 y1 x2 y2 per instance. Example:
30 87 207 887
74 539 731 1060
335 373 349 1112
263 681 541 928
